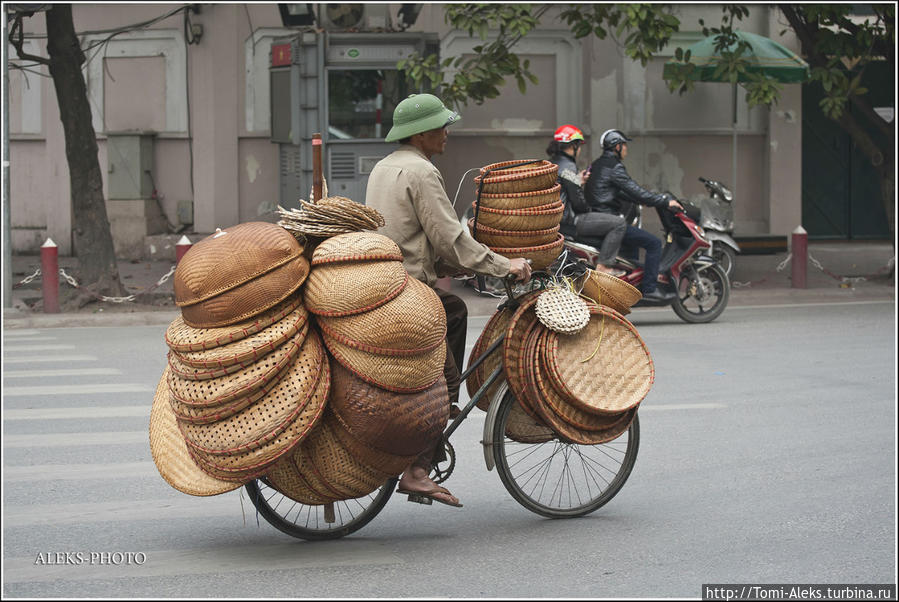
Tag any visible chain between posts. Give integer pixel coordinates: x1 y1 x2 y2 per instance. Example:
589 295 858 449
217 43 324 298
12 265 177 303
731 252 894 289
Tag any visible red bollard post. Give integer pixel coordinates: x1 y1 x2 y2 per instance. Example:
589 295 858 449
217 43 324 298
791 225 807 289
40 238 60 313
175 235 193 265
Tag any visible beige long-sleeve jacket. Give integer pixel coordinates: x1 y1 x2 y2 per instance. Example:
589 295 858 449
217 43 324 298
365 145 511 287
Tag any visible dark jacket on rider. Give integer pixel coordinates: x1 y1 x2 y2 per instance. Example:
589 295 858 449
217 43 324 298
549 152 588 226
585 149 670 216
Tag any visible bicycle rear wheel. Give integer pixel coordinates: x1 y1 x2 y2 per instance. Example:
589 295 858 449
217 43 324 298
492 389 639 518
245 477 396 540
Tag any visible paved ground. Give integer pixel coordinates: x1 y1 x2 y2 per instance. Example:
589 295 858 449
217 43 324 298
3 240 895 329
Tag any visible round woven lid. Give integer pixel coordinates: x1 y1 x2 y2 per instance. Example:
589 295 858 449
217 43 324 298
183 332 330 483
535 286 591 335
543 304 654 415
167 328 303 407
501 292 545 420
175 222 303 306
466 306 513 411
178 328 327 456
165 294 304 353
304 260 408 317
322 329 446 393
579 269 642 316
315 277 446 356
311 231 403 266
329 412 417 476
148 367 241 497
503 393 555 444
179 255 310 329
329 359 449 457
264 456 335 505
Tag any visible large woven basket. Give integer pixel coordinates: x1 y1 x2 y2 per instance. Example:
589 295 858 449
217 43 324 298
329 359 449 458
472 201 564 231
542 303 654 416
500 292 544 420
314 277 446 356
475 184 561 210
466 306 513 411
304 260 408 317
578 268 642 316
174 222 309 328
329 413 418 477
474 160 558 194
468 219 559 248
488 233 565 271
311 231 403 266
148 367 242 497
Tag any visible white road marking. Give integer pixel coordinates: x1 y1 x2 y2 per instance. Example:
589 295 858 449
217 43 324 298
2 355 98 364
3 461 157 482
3 406 149 420
3 431 146 448
3 368 122 379
0 336 56 342
4 383 153 396
2 344 77 352
3 329 42 336
2 496 241 527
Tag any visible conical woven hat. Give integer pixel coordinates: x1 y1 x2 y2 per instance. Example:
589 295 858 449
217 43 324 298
170 304 309 370
165 295 303 353
148 367 240 497
578 269 642 316
543 303 654 415
178 328 327 456
466 306 513 411
167 328 303 407
184 332 330 483
322 330 446 393
329 359 449 457
311 231 402 266
315 278 446 355
304 260 408 317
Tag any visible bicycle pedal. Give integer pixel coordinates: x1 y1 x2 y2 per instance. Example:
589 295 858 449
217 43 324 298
405 493 433 505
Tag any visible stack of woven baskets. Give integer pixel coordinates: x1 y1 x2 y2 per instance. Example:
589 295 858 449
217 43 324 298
467 273 649 444
468 160 565 270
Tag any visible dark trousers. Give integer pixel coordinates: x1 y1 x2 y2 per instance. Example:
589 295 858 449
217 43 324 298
621 225 662 293
575 212 627 267
433 287 467 407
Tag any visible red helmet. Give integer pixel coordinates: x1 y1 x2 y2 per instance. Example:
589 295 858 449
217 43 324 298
553 124 585 144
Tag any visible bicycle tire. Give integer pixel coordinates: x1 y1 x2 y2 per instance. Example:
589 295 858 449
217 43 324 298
492 388 639 518
245 477 397 541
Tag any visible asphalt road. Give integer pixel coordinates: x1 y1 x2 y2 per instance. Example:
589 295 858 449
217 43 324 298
2 299 895 598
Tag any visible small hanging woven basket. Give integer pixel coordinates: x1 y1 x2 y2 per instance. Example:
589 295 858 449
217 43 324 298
535 285 591 335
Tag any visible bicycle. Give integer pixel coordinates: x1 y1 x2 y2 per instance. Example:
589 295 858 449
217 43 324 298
245 270 641 540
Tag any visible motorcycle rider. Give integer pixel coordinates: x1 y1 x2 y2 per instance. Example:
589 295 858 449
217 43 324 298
547 124 626 276
585 129 684 303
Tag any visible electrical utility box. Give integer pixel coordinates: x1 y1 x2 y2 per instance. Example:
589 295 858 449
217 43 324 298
270 31 438 206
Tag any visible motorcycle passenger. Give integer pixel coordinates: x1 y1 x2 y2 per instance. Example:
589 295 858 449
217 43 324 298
547 125 626 277
585 129 684 303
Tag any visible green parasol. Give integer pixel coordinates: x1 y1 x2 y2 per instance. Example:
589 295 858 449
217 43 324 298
663 30 809 201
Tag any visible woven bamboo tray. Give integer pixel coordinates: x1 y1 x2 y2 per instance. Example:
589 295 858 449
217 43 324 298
472 201 564 231
488 233 565 271
304 260 408 317
474 160 558 194
468 219 559 248
466 306 513 411
311 231 403 266
475 184 561 210
500 291 545 420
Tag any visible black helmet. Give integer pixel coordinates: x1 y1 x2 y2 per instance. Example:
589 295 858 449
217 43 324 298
600 129 632 151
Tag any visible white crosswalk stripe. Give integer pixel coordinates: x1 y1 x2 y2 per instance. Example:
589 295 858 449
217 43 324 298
4 383 154 396
3 431 147 447
3 354 98 363
3 367 123 378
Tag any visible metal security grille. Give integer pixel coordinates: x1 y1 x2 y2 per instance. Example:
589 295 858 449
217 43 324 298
279 145 303 206
330 151 356 180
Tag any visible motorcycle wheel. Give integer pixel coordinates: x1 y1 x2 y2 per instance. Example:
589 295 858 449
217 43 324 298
712 244 736 278
671 263 729 324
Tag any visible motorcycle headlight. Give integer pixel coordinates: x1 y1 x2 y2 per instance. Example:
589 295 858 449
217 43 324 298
694 224 706 237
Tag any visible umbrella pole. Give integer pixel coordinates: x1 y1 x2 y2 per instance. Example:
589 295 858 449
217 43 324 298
731 82 738 201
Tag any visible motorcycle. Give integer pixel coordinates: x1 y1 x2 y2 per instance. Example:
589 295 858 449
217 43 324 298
686 177 740 277
563 205 730 324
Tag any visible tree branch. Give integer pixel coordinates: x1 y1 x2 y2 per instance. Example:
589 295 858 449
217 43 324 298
8 14 51 65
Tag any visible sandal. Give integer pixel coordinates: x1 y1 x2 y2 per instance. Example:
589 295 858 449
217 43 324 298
396 485 463 508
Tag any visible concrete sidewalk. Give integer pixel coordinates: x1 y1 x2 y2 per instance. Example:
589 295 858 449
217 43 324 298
3 240 894 329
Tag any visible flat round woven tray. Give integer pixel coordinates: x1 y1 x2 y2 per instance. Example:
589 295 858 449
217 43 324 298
468 218 559 248
311 231 403 266
578 269 642 316
264 454 335 505
322 330 446 393
466 306 513 411
184 333 330 483
167 328 303 407
500 292 545 420
471 201 564 231
489 233 565 271
503 393 555 444
474 184 561 210
178 329 327 456
148 367 241 497
329 359 449 458
315 277 447 356
304 260 408 317
474 160 558 194
170 306 309 371
180 255 310 329
543 303 654 415
165 294 303 353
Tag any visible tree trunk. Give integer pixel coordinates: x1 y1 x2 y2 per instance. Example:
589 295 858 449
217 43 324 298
45 5 126 299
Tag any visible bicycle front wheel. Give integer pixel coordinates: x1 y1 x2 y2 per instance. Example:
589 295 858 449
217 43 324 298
245 477 397 541
492 389 639 518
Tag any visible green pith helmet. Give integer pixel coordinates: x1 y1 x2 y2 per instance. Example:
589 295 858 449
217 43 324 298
385 93 461 143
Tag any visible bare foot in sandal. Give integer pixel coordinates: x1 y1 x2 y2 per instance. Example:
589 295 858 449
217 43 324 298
397 466 462 507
